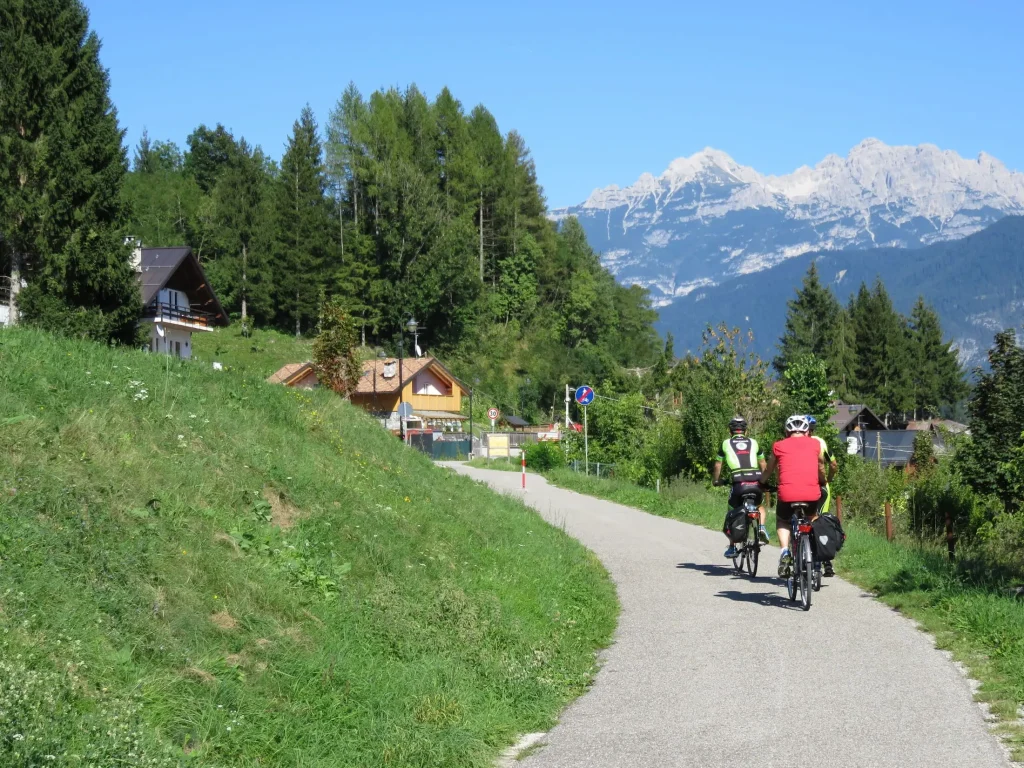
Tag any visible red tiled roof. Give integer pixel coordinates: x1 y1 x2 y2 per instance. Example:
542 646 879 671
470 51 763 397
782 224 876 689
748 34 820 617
353 357 455 395
267 362 314 385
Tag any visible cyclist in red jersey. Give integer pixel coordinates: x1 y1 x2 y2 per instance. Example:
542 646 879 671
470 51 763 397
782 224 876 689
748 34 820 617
759 414 826 577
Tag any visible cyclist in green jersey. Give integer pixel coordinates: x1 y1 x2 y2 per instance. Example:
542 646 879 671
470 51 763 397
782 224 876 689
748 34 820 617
807 415 839 577
712 416 770 559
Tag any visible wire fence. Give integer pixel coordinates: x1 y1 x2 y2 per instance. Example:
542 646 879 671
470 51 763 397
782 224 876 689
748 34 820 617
568 460 618 478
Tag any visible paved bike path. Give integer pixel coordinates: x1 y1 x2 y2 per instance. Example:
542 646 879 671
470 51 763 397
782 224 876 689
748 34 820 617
446 465 1010 768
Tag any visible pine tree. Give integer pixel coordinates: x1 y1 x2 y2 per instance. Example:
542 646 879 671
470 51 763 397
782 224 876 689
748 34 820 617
211 138 272 324
961 330 1024 499
271 106 332 336
774 262 842 375
906 297 966 417
0 0 140 342
133 128 155 173
849 280 913 420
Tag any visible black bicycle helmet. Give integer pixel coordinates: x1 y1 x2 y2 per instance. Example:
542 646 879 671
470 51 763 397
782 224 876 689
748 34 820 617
729 416 747 433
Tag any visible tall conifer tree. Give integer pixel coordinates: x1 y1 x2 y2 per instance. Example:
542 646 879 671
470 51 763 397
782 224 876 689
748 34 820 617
271 107 332 336
0 0 140 342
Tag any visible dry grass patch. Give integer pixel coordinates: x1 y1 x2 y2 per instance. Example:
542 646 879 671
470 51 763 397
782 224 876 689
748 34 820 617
263 487 303 529
183 667 216 684
210 611 238 631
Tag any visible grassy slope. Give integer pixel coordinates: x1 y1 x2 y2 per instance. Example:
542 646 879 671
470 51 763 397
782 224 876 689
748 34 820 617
0 329 616 767
546 468 1024 758
191 327 314 378
190 327 385 380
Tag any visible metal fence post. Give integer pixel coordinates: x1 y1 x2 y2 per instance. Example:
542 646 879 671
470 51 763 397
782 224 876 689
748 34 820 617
597 462 601 478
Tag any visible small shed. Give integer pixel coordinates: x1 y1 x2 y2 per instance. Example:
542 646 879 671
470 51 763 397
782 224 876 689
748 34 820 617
500 414 531 432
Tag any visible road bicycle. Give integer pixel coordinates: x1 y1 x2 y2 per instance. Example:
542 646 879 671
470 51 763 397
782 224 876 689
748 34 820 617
785 502 821 611
730 492 762 578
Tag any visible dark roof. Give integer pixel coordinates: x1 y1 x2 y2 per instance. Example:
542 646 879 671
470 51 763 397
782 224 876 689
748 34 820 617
501 414 531 428
830 403 887 432
139 247 228 326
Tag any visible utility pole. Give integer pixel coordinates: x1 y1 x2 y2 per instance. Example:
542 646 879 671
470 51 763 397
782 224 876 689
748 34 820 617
876 431 882 469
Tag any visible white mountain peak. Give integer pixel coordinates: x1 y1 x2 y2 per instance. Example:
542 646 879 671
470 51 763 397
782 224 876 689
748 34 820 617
579 139 1024 217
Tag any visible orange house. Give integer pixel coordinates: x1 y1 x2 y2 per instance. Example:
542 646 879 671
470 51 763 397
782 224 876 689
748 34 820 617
350 357 467 432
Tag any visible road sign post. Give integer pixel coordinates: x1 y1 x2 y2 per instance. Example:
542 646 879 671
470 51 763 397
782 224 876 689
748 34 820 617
574 385 594 475
487 407 499 430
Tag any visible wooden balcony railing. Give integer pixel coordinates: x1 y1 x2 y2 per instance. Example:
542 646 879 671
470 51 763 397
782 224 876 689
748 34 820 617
142 301 213 327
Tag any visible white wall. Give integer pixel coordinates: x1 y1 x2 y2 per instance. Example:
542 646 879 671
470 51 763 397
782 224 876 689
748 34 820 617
148 324 193 359
413 369 449 396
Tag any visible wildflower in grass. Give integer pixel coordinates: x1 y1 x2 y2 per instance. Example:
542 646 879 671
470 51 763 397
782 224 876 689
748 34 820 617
404 497 411 503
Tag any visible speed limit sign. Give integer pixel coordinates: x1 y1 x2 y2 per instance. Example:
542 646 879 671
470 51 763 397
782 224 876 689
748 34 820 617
487 407 499 421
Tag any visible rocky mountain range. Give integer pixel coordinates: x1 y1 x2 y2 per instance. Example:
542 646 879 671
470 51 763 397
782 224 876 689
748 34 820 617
552 139 1024 309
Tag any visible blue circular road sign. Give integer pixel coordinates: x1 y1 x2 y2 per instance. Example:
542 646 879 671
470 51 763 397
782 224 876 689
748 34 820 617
574 385 595 406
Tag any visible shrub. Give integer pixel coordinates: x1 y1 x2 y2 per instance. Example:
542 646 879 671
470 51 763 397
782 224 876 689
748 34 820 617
833 457 906 532
525 440 563 471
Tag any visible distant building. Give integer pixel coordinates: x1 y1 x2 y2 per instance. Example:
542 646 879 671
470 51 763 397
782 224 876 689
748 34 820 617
829 403 887 455
350 356 467 433
267 362 318 390
135 246 228 358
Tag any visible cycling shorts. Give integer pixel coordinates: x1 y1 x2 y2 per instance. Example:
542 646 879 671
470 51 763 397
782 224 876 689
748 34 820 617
776 494 822 525
728 481 763 509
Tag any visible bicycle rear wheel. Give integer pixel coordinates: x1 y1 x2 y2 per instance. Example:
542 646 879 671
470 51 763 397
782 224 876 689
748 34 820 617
800 536 813 611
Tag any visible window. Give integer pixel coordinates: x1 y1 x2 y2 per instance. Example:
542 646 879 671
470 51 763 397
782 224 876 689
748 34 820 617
175 341 181 358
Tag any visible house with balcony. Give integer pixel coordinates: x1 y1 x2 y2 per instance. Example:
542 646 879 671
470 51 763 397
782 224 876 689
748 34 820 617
350 356 467 433
136 246 228 358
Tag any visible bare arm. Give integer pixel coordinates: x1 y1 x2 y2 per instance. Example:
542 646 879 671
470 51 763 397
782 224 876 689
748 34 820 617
760 455 778 485
711 460 723 486
818 454 827 485
828 459 838 483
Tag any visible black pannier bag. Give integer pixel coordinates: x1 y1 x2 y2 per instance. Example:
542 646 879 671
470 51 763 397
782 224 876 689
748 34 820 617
723 507 749 543
812 514 845 560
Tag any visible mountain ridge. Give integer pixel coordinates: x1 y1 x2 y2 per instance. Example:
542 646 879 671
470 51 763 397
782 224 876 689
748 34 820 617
655 215 1024 367
553 140 1024 307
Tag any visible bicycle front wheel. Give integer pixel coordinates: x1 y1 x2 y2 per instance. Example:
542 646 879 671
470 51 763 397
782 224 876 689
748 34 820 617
800 536 813 611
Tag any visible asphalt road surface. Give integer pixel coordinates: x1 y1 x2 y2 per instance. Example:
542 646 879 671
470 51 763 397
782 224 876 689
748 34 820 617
446 465 1010 768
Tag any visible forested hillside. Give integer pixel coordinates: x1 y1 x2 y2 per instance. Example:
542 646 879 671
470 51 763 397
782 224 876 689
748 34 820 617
657 215 1024 367
123 88 660 420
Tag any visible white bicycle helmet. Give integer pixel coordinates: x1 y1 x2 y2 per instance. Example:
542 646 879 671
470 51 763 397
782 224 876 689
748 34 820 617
784 414 810 434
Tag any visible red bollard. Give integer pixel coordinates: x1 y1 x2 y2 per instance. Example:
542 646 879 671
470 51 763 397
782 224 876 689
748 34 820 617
521 454 526 490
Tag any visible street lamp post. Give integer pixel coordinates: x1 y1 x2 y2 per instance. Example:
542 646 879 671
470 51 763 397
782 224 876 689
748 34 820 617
397 318 421 443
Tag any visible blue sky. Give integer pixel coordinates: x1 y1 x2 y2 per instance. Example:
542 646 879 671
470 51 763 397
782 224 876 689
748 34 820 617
90 0 1023 208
